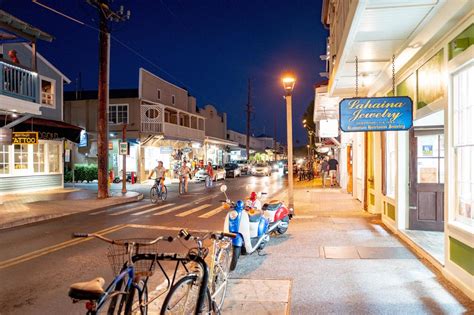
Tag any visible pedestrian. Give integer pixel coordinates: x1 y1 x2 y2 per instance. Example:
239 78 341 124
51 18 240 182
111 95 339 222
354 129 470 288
328 156 339 187
320 157 329 188
178 160 191 194
205 161 214 187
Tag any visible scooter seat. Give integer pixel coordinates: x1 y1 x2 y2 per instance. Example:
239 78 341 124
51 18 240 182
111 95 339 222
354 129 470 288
69 277 105 300
263 202 281 211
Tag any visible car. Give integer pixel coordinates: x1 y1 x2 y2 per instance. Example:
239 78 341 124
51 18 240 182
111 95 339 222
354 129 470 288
236 160 250 174
251 163 271 176
194 166 226 181
224 163 241 178
269 161 280 172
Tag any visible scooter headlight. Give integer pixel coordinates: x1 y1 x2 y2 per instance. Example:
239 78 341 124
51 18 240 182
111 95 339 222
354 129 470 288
229 210 239 220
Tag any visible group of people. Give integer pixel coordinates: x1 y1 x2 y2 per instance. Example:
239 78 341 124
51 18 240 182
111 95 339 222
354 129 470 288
319 156 339 187
148 160 216 194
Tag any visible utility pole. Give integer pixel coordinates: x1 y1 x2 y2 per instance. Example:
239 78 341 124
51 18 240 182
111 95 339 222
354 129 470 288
87 0 130 199
245 78 252 161
122 124 127 194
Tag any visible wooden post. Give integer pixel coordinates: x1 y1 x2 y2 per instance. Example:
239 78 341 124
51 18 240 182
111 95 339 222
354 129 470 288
122 124 127 194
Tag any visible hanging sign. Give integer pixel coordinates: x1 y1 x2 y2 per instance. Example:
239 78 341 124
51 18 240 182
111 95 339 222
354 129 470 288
119 141 128 155
12 132 38 144
339 96 413 132
319 119 339 138
160 146 173 154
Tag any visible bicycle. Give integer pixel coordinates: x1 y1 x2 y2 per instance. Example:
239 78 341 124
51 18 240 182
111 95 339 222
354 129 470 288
150 178 167 203
161 230 235 315
68 233 173 315
178 176 188 195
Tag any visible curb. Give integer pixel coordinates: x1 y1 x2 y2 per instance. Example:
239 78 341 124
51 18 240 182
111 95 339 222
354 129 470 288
0 192 144 231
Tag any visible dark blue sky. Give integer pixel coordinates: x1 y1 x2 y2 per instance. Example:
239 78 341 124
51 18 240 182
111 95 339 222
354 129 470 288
2 0 328 144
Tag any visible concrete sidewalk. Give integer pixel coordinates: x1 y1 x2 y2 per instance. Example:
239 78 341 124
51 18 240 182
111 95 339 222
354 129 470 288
0 189 143 230
224 182 474 314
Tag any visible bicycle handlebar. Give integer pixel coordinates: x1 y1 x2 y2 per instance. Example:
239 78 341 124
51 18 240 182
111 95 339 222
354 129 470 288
72 233 173 246
178 229 236 242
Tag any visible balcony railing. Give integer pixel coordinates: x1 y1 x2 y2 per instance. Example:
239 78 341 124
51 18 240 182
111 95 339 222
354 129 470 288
0 61 39 103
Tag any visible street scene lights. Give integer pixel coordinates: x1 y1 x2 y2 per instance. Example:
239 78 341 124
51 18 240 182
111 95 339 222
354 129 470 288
281 73 296 209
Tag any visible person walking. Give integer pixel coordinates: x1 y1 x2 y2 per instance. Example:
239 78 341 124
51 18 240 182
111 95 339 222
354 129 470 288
178 160 191 194
328 156 339 187
205 161 214 188
320 157 329 188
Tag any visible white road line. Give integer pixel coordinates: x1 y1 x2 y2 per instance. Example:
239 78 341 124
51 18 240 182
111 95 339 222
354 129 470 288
110 203 157 216
198 205 225 218
131 203 175 216
153 203 190 216
89 202 148 216
176 204 211 217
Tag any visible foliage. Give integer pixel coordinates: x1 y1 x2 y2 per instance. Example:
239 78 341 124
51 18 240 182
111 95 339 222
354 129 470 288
64 164 98 183
302 99 315 143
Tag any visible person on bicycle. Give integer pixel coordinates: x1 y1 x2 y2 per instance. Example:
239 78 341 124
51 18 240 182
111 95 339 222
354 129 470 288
178 160 191 193
148 161 167 192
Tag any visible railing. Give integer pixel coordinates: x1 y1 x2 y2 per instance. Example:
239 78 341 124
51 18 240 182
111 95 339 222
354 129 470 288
0 61 39 103
163 122 205 141
140 103 164 133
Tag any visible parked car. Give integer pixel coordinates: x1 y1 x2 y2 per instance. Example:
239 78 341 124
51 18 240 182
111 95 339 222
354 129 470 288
224 163 241 178
236 160 250 174
251 163 271 176
194 165 226 181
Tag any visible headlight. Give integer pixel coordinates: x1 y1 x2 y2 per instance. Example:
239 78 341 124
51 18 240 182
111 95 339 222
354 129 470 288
273 164 279 170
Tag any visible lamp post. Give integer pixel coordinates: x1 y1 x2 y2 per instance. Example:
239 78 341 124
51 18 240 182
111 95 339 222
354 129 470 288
282 74 296 209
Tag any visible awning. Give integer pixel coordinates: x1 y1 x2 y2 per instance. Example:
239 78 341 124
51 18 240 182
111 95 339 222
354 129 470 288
1 116 83 143
204 136 238 147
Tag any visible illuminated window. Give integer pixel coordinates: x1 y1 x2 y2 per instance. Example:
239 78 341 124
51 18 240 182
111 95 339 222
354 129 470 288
14 144 28 170
0 145 9 175
108 104 128 124
33 143 45 173
48 143 60 173
41 78 55 107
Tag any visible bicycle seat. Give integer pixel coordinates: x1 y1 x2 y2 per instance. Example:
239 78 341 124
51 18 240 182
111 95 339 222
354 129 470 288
69 277 105 300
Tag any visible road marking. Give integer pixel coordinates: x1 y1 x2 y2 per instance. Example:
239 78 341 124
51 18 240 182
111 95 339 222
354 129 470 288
110 203 157 216
199 205 225 218
0 224 126 270
132 203 175 216
153 203 190 216
126 224 210 233
176 204 211 217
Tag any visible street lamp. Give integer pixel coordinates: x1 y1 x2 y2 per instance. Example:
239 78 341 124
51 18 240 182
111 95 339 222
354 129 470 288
281 73 296 210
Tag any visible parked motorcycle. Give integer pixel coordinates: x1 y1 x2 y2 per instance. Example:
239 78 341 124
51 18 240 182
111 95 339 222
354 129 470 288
221 185 270 271
113 172 137 183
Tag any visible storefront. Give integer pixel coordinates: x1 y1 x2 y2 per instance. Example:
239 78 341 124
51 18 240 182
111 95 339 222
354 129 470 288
204 137 238 166
0 117 82 193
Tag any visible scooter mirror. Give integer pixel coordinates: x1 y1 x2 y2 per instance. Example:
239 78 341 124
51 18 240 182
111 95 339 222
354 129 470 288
220 185 228 192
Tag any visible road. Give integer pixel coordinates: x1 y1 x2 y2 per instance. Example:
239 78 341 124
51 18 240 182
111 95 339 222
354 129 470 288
0 173 286 315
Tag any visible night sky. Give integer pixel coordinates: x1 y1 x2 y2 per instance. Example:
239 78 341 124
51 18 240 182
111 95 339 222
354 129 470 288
1 0 328 144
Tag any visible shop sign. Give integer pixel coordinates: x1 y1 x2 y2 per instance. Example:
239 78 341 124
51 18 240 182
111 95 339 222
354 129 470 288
119 142 128 155
160 146 173 154
339 97 413 132
12 132 38 144
65 149 71 162
182 147 192 153
78 130 88 148
319 119 339 138
0 128 12 145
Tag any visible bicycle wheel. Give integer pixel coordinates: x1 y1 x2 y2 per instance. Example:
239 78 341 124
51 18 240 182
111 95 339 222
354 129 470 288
150 186 159 204
211 246 231 310
160 275 211 315
160 185 168 201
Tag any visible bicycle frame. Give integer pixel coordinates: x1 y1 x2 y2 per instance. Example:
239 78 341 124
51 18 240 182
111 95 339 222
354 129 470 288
95 266 135 311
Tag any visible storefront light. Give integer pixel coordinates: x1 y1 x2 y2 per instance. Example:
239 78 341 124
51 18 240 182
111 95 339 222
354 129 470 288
192 142 201 149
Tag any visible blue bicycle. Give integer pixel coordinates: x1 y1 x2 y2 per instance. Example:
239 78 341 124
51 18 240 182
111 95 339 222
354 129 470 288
68 233 172 315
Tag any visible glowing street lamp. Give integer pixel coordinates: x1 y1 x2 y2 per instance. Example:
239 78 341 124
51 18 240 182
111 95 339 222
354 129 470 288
281 73 296 209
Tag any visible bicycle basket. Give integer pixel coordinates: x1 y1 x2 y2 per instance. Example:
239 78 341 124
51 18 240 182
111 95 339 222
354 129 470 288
107 239 160 277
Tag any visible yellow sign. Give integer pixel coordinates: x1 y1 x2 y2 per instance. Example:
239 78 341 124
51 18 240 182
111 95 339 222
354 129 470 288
12 132 38 144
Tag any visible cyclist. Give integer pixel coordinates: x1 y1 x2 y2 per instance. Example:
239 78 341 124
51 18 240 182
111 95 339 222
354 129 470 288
178 160 191 194
148 161 167 193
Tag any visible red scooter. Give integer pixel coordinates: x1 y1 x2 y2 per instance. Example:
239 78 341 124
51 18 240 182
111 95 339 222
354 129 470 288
258 194 293 235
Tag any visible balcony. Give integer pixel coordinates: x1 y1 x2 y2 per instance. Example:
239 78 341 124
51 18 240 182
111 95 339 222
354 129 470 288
140 102 205 141
0 61 38 103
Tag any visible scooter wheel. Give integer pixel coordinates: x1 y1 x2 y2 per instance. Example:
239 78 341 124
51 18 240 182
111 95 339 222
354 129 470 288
230 246 241 271
276 216 290 234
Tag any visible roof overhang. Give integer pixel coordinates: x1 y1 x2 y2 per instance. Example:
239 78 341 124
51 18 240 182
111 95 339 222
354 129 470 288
204 136 238 147
329 0 471 97
0 10 53 43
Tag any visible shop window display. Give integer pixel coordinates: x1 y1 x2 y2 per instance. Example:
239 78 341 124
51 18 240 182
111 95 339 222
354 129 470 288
0 144 9 174
33 143 45 173
14 144 28 171
385 132 396 198
48 143 60 173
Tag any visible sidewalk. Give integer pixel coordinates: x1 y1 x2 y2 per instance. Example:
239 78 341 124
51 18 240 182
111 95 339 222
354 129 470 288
0 188 143 230
223 180 474 314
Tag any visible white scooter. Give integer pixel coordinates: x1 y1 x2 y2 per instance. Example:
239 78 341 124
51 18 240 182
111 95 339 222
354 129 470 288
221 185 270 271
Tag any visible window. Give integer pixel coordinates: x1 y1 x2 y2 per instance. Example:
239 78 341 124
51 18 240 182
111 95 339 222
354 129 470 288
41 78 55 107
417 49 445 109
14 144 28 170
48 143 60 173
453 62 474 228
0 145 9 175
157 89 161 100
108 104 128 124
385 132 396 198
171 95 175 105
33 144 45 173
416 134 444 184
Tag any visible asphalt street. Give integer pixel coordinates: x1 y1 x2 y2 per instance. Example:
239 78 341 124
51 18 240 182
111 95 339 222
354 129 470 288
0 173 286 315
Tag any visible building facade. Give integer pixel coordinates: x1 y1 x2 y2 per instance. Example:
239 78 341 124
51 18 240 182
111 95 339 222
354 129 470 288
0 11 80 194
319 0 473 298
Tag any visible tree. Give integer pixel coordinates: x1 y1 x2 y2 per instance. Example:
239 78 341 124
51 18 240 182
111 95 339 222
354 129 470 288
302 99 315 144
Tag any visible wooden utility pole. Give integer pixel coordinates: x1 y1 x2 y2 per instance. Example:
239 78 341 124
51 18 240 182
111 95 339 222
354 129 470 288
97 0 110 199
245 79 252 161
122 124 127 194
88 0 130 199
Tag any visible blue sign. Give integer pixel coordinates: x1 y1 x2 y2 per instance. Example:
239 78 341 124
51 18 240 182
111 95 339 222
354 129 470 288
160 146 173 154
339 97 413 132
78 130 88 147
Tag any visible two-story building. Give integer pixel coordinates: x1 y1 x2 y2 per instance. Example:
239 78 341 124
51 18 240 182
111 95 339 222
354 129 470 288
320 0 473 299
227 130 278 162
0 10 81 194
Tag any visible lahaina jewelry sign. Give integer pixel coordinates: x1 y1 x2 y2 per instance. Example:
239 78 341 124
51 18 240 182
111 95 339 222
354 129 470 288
339 96 413 132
